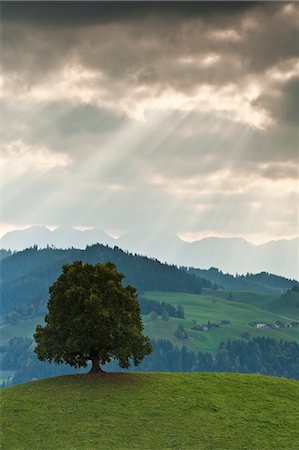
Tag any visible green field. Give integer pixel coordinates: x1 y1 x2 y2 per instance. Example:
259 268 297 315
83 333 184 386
1 373 299 449
1 290 298 355
143 290 299 353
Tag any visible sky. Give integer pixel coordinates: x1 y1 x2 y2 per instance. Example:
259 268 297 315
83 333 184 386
2 1 299 244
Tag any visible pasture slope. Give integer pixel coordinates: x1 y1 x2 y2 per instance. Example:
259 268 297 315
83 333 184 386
143 290 299 353
2 289 298 355
1 372 299 449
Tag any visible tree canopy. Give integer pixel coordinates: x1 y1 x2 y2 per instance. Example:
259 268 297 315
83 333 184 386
34 261 152 373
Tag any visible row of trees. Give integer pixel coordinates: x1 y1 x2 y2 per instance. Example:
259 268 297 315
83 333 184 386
139 297 185 318
215 337 299 378
95 336 299 378
188 267 298 293
2 336 299 387
1 301 47 325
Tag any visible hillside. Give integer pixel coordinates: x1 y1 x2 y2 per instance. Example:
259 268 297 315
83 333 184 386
1 227 298 279
1 245 297 317
2 287 299 386
1 373 298 449
0 245 209 314
142 290 299 353
188 267 298 293
1 246 299 386
2 289 298 351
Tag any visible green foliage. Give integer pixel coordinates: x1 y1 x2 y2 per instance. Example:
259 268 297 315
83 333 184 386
174 323 188 340
3 335 299 387
34 261 151 371
149 311 158 321
2 287 298 369
1 373 299 449
267 290 299 316
227 291 234 300
188 267 298 293
144 291 299 353
139 296 185 318
214 337 299 378
0 249 12 261
0 245 206 314
161 309 169 321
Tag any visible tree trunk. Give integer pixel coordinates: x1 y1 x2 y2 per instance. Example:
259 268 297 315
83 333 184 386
89 355 105 374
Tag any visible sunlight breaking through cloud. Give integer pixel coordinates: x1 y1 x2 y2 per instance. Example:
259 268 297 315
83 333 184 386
1 1 298 244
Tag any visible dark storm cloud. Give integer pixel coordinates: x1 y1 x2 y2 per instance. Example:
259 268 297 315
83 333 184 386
239 5 299 72
2 1 298 239
2 99 128 158
2 2 298 87
2 2 258 27
31 103 127 147
260 76 299 128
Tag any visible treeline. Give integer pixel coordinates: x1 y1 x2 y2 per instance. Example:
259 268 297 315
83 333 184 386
0 337 83 387
1 301 47 325
215 337 299 379
1 245 211 314
2 336 299 387
131 337 299 379
0 249 12 261
139 297 185 318
188 267 299 293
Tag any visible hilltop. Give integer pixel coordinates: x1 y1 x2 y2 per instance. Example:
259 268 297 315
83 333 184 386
188 267 298 293
1 373 299 449
1 227 298 279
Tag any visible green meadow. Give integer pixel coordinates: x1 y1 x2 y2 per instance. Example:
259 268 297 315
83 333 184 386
143 290 299 353
1 289 298 355
1 373 299 450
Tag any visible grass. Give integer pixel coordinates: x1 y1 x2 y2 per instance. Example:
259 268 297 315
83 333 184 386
1 372 299 449
1 290 298 354
143 291 299 353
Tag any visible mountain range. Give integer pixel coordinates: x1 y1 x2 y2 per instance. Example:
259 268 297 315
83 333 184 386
1 226 298 279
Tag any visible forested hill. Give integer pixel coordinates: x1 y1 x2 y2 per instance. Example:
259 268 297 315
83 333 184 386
188 267 298 293
0 245 211 314
0 249 12 261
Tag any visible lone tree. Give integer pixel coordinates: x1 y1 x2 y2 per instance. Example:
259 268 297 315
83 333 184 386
34 261 152 373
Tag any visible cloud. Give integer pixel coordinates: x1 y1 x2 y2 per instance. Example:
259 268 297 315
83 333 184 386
1 2 298 241
3 140 71 182
262 74 299 128
1 2 258 27
3 2 298 127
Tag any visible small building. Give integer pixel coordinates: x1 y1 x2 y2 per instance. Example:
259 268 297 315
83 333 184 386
256 323 267 329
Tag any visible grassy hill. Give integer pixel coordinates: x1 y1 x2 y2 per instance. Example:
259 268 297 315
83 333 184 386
1 373 299 449
189 267 298 293
1 289 298 355
143 290 299 353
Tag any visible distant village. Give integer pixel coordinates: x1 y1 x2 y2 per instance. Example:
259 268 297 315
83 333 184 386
191 319 299 332
191 319 230 332
249 321 299 330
